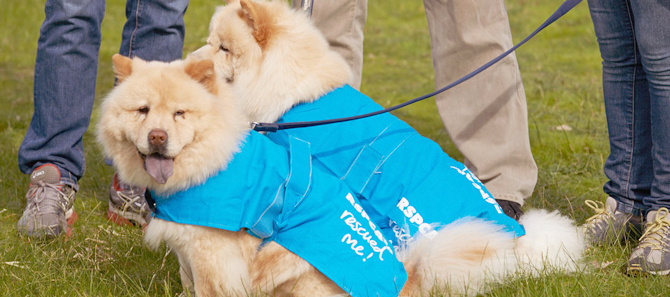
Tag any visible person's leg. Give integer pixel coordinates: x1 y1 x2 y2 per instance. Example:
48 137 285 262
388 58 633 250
626 0 670 276
298 0 367 90
588 0 651 216
17 0 105 238
423 0 537 212
18 0 105 182
584 0 648 246
107 0 189 227
119 0 189 61
629 1 670 212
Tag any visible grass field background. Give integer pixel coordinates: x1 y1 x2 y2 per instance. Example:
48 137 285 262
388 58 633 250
1 0 669 295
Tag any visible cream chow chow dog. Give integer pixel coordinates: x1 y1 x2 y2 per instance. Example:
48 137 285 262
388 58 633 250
97 56 256 295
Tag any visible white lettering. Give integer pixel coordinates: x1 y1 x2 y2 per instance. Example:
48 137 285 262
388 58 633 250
396 197 410 210
397 197 423 223
403 205 416 218
341 234 364 256
341 209 353 219
345 193 356 205
357 228 373 242
340 209 392 261
374 230 384 241
342 211 363 232
372 245 392 261
418 223 432 234
396 198 440 240
450 166 501 213
418 223 438 239
409 213 423 224
344 194 389 243
391 221 410 241
465 172 474 182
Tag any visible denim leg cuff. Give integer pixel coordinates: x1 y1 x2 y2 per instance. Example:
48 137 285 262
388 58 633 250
612 196 644 216
53 166 78 192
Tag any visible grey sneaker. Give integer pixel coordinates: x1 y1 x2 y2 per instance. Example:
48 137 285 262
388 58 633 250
17 164 78 238
107 173 151 227
584 197 643 245
627 208 670 275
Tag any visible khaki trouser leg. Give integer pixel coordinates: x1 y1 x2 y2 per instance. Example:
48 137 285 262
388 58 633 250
295 0 368 90
306 0 537 205
423 0 537 205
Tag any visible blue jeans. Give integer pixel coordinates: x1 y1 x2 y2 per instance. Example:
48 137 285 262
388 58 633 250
588 0 670 215
18 0 189 184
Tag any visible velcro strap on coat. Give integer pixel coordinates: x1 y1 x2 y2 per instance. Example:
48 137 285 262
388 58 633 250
284 136 313 212
341 122 413 196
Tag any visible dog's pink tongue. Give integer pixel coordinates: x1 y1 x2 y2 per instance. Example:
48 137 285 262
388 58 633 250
144 154 174 184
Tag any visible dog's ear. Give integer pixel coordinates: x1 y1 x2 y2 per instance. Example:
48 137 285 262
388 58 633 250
239 0 274 49
112 54 133 83
185 59 218 94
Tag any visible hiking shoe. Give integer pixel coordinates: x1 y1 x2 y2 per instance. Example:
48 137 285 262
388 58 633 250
584 197 643 245
627 208 670 275
17 164 78 239
107 173 151 227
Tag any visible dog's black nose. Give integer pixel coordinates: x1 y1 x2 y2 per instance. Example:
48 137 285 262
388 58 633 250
148 129 168 147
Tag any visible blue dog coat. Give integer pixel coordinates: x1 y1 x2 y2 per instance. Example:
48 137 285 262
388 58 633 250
151 131 407 297
266 85 525 246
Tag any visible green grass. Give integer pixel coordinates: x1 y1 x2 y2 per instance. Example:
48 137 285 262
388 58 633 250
1 0 669 296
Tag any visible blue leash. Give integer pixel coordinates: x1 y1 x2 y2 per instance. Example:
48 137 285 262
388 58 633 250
252 0 583 132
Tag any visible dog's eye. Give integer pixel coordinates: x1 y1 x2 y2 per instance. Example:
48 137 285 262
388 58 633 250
138 106 149 114
219 45 229 53
174 110 185 117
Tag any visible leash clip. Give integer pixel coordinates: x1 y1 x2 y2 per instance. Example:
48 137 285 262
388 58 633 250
251 122 279 132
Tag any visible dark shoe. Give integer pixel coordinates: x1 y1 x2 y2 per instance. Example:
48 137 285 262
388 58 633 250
496 199 523 221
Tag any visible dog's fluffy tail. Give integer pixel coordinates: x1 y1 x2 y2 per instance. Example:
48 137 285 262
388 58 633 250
515 209 586 274
399 209 585 296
